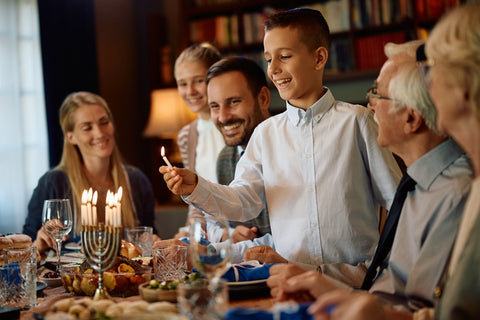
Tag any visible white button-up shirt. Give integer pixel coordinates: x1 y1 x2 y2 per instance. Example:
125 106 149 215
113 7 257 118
186 89 401 268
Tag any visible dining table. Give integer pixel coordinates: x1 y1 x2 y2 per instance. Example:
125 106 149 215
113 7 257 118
13 253 277 320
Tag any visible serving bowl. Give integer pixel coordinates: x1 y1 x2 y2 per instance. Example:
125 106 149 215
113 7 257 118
60 258 151 297
38 270 63 287
139 282 177 302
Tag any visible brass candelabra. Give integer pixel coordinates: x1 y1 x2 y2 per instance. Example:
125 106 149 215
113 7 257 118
81 223 121 300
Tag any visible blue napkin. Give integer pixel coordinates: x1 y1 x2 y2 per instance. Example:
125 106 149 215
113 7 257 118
222 263 274 282
226 302 313 320
179 236 210 246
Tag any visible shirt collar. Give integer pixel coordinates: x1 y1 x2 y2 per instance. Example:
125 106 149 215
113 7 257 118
286 88 335 126
237 145 245 157
408 138 466 190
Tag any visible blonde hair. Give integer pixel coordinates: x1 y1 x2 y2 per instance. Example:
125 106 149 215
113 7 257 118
174 42 221 79
57 92 137 235
426 3 480 121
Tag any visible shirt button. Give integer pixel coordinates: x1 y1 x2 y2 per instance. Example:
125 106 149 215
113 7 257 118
434 286 442 298
306 154 312 159
307 187 313 192
310 222 316 227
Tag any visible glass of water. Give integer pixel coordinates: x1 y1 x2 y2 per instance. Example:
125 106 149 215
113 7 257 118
0 246 37 308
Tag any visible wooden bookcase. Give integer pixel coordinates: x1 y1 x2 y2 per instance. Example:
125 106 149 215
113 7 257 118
174 0 463 86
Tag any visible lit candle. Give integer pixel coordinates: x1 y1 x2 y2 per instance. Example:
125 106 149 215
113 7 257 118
92 190 98 226
161 146 173 169
106 191 112 226
81 190 88 225
87 188 93 225
116 186 123 227
110 191 117 227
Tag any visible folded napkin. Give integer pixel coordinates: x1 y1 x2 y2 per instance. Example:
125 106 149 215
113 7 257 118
179 236 210 246
222 261 274 282
181 236 225 265
226 302 313 320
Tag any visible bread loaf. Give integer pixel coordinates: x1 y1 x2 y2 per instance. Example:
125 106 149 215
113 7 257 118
0 234 32 249
120 240 142 259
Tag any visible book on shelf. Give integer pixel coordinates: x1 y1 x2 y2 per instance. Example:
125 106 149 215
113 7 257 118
352 0 414 27
306 0 350 33
325 37 354 73
355 32 406 70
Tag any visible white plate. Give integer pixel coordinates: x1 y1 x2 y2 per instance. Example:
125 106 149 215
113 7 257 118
227 279 267 286
64 242 81 251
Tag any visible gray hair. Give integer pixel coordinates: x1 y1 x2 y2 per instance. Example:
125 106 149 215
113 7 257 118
385 40 440 134
426 3 480 122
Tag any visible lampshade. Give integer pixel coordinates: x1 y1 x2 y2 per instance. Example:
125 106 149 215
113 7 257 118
143 88 197 138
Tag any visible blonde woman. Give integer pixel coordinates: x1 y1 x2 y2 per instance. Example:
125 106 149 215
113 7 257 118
24 92 157 254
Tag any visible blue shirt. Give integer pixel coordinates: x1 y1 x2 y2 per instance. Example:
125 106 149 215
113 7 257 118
186 89 401 268
371 139 473 310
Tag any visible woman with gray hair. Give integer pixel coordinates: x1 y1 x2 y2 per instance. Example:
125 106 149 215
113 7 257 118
423 3 480 319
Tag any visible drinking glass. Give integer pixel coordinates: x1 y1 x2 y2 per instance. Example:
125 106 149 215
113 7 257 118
189 217 231 285
125 226 153 257
0 246 37 308
42 199 73 270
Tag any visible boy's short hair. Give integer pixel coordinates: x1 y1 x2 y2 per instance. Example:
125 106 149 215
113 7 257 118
264 8 331 53
206 56 268 97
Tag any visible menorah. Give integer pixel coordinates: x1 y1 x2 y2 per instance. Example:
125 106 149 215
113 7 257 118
81 223 121 300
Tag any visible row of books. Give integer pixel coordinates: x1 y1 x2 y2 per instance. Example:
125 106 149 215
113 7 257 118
189 11 270 47
354 32 406 70
352 0 414 28
352 0 461 28
189 0 351 48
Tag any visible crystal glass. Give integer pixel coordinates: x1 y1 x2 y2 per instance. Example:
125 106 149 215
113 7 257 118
0 246 37 308
153 245 188 281
42 199 73 270
125 226 153 257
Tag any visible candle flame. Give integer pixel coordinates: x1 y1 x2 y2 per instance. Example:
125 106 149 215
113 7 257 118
92 190 98 205
116 186 123 201
107 191 112 206
87 188 93 202
161 146 165 157
81 190 88 204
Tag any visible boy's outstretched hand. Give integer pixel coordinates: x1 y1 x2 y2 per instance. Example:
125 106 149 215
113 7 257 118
159 166 198 196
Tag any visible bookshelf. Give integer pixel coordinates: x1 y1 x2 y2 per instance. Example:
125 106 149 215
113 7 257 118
174 0 464 87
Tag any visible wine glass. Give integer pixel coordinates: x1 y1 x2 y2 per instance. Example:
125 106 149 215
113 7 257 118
42 199 73 270
189 217 232 283
184 218 231 319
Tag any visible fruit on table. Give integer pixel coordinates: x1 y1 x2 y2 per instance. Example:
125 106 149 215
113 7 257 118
60 257 150 297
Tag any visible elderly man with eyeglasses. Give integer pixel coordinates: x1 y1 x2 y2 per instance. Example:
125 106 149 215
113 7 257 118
266 40 474 318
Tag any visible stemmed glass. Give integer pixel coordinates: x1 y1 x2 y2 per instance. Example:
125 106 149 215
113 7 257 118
184 218 231 319
189 217 232 283
42 199 73 270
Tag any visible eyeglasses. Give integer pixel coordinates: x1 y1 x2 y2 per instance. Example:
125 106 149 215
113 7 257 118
416 44 435 88
365 87 396 102
365 82 400 106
